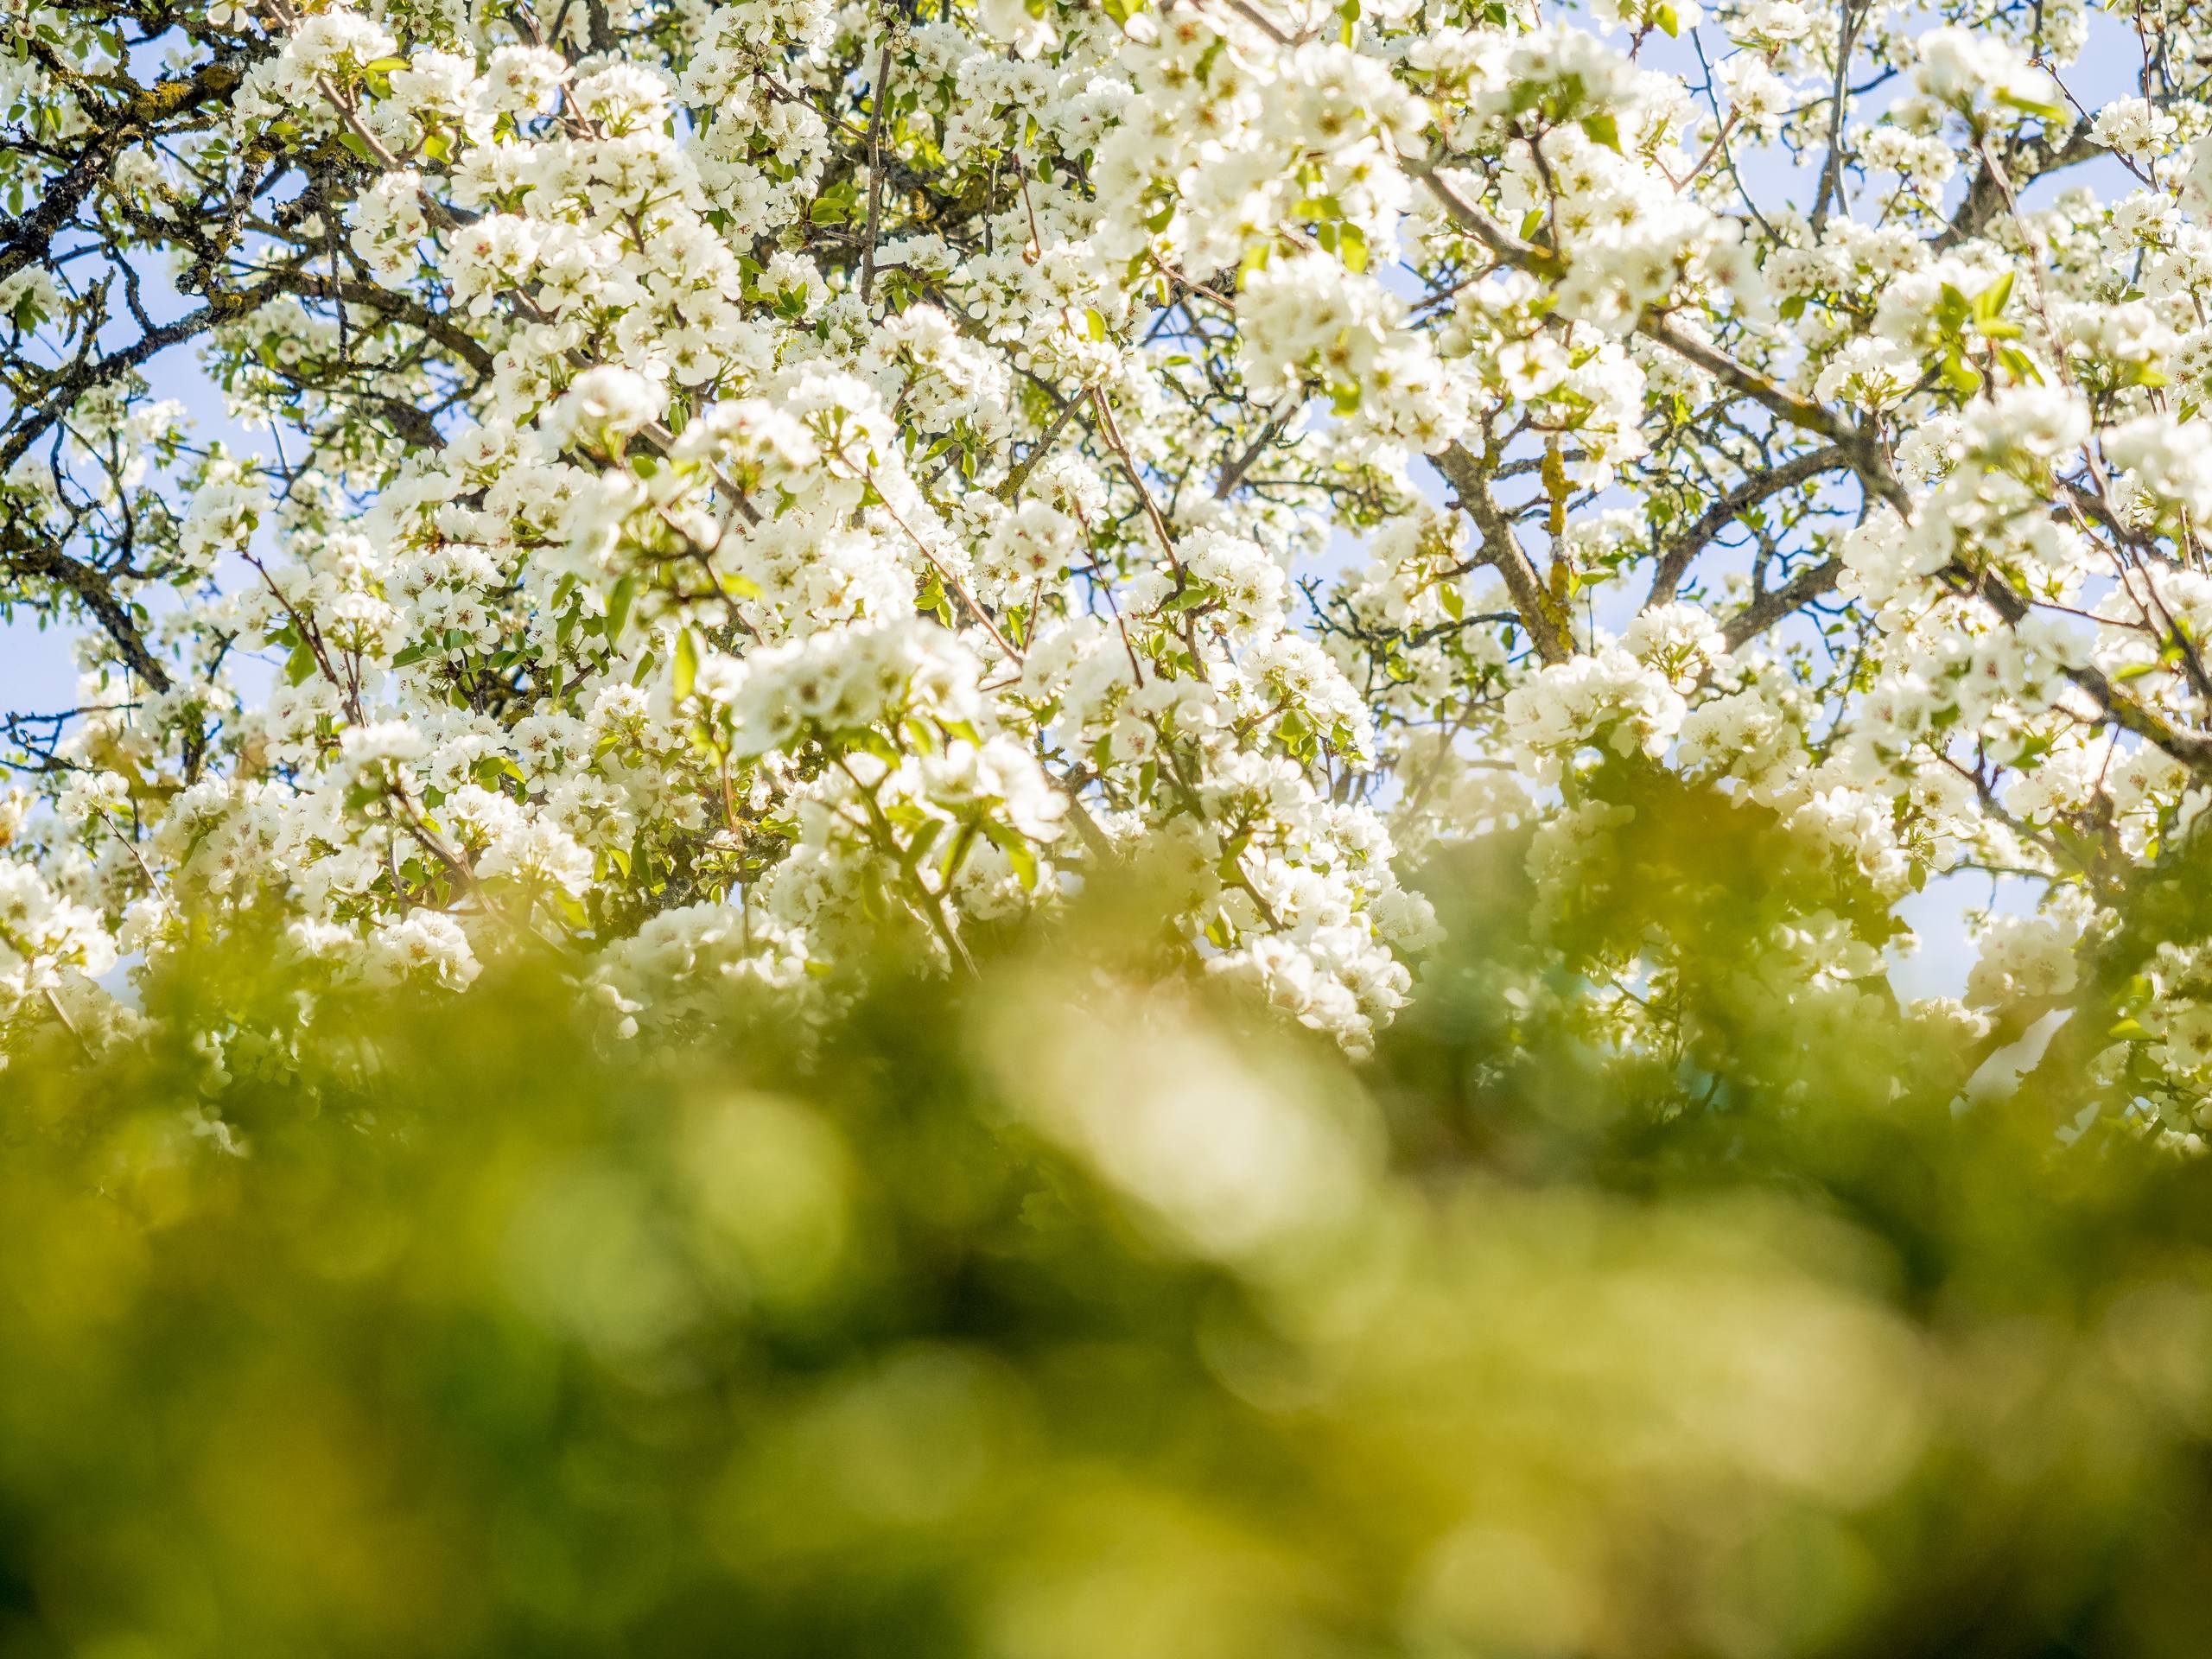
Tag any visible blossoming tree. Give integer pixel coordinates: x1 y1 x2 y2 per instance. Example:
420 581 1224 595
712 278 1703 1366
5 0 2212 1122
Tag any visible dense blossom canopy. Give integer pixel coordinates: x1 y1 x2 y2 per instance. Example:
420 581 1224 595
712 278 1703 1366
6 0 2212 1121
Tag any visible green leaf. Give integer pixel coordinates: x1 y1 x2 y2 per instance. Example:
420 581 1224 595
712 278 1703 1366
1971 272 2014 324
1580 111 1622 154
674 627 701 703
1158 581 1219 616
606 576 637 641
1994 91 2069 123
1338 222 1368 274
981 819 1039 890
917 569 953 626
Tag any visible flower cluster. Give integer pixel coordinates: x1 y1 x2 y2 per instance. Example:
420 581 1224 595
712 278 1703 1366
12 0 2212 1125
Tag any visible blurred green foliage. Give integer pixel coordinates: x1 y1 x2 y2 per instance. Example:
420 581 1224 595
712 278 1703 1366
7 862 2212 1658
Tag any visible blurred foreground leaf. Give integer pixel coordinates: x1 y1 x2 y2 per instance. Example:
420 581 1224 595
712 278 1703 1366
5 918 2212 1658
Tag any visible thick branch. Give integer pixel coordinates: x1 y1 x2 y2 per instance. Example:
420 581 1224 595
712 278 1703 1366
2 295 245 478
1 525 171 692
1647 444 1851 608
1936 122 2101 251
1433 441 1570 664
0 55 251 287
1721 558 1841 650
